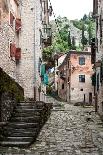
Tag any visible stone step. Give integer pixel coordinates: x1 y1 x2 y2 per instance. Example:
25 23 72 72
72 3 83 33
10 116 40 122
6 136 33 142
18 101 45 106
14 108 42 113
15 105 38 109
7 131 38 137
0 101 52 147
7 122 39 128
3 127 38 134
0 141 31 147
13 111 40 117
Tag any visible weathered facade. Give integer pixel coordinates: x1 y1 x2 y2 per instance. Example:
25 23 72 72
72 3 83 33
0 0 21 81
0 0 52 100
57 48 94 103
57 55 67 101
68 50 94 104
18 0 52 100
92 0 103 118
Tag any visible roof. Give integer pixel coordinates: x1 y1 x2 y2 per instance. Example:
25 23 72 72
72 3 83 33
57 54 67 68
58 50 91 69
69 50 91 55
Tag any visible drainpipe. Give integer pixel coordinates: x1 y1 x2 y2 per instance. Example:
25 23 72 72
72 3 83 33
68 56 71 103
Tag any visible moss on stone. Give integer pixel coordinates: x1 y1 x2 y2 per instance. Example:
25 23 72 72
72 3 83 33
0 67 24 102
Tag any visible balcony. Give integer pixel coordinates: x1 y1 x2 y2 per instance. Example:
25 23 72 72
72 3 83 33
42 25 52 46
15 48 21 60
15 18 21 32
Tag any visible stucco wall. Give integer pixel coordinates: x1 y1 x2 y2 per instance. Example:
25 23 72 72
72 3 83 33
70 53 94 104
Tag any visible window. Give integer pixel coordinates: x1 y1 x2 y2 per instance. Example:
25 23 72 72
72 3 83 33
62 83 64 89
79 75 85 83
79 57 85 65
68 77 69 82
80 88 83 91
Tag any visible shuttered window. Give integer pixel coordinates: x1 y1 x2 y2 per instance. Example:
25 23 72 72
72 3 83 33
10 43 16 57
10 12 15 27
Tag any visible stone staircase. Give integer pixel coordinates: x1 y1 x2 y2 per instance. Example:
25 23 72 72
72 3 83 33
0 101 52 147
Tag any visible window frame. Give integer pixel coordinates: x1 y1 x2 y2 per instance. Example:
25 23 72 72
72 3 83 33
62 83 64 89
79 57 85 65
79 75 85 83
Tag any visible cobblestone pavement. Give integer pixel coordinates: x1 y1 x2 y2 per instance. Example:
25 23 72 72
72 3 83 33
0 100 103 155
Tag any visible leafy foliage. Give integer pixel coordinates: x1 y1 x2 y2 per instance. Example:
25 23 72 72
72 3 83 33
43 13 95 61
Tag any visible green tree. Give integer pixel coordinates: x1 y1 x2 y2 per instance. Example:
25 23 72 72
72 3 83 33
88 21 93 45
72 36 76 50
68 31 71 47
82 14 88 21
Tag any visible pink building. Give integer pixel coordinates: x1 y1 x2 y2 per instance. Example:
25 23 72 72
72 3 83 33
57 48 94 104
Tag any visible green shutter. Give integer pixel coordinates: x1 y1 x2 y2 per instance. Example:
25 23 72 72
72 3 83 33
41 64 45 76
44 74 48 85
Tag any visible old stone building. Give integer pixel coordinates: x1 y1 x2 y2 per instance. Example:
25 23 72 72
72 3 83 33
0 0 21 80
68 49 94 104
0 0 52 100
57 48 94 103
92 0 103 117
17 0 52 100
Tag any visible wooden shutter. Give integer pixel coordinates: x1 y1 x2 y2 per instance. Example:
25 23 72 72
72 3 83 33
10 43 16 57
15 18 21 31
15 48 21 60
10 12 14 26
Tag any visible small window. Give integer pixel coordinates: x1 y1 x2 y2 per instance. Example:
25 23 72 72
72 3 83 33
80 88 83 91
68 77 69 82
79 75 85 83
79 57 85 65
71 88 74 91
62 83 64 89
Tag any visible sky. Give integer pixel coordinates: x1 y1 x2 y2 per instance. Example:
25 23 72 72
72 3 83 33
50 0 93 20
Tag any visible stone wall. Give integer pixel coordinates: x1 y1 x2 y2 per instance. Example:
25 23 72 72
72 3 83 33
0 2 17 80
19 0 46 100
95 0 103 116
0 68 24 122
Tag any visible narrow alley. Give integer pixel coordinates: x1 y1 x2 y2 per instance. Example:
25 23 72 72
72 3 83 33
1 0 103 154
0 99 103 155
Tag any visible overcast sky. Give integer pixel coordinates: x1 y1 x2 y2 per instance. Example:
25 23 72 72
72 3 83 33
50 0 93 20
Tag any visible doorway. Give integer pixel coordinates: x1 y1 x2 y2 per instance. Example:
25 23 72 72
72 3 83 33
89 92 92 105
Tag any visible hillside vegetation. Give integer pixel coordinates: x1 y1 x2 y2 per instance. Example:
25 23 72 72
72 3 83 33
43 13 95 61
